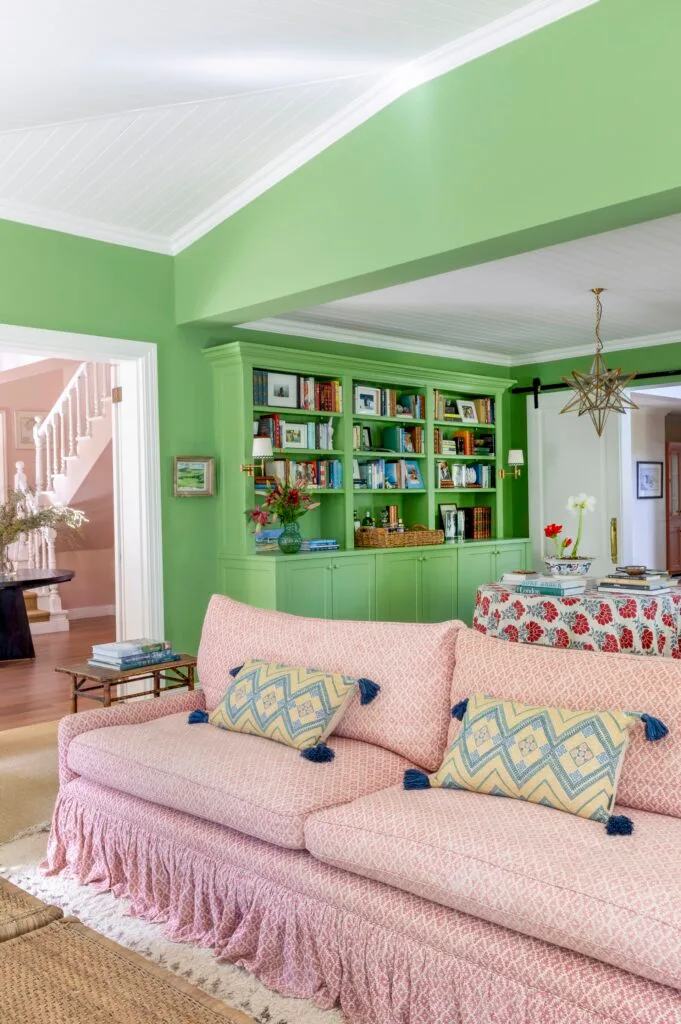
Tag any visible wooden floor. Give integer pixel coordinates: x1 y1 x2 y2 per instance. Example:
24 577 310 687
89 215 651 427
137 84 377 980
0 617 115 730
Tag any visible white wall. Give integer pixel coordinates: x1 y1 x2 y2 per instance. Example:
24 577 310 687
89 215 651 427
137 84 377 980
629 407 667 569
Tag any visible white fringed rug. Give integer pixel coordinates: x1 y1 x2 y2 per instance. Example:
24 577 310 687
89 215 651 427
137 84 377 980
0 830 344 1024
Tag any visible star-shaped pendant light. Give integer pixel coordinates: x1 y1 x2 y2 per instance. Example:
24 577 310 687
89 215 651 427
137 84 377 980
560 288 637 436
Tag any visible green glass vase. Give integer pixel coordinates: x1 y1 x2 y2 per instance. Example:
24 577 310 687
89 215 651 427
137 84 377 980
277 522 302 555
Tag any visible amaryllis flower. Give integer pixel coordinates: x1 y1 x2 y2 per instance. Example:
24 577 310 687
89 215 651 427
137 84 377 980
566 493 596 514
544 523 562 538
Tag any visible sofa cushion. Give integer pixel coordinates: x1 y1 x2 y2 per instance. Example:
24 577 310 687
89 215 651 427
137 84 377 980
305 787 681 990
449 627 681 817
198 595 462 770
66 712 409 850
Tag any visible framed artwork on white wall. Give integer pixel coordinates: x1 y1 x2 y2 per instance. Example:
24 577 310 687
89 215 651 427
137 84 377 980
14 411 44 450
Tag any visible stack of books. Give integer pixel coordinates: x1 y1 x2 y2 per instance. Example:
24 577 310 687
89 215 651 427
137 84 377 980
501 571 540 584
598 572 677 596
89 639 180 672
300 538 340 552
512 575 587 596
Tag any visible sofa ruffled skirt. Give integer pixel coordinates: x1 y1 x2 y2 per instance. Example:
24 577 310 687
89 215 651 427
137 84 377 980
44 779 680 1024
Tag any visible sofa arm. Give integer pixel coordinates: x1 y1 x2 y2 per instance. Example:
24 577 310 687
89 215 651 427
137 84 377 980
58 689 206 786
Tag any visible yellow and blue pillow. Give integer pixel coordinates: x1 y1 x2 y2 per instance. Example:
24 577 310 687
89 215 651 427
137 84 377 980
404 692 668 835
189 658 379 761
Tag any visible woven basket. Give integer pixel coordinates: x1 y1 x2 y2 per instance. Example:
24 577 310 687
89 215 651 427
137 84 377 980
355 525 444 548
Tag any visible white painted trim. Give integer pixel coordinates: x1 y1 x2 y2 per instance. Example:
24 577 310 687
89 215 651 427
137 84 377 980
0 199 171 254
0 323 164 642
238 318 514 367
514 329 681 366
68 604 116 620
0 410 6 502
171 0 598 253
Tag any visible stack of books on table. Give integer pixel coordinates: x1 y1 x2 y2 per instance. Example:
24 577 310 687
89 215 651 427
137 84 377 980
300 538 340 552
89 639 180 672
598 572 677 596
508 574 588 596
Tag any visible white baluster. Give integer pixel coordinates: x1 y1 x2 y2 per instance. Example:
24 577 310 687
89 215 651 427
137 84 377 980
60 400 66 473
99 362 109 406
33 418 44 492
76 372 84 439
45 424 53 491
84 365 92 433
93 363 101 417
68 388 75 457
51 422 58 488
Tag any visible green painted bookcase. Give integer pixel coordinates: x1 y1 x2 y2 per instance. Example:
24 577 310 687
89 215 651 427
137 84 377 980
205 340 531 624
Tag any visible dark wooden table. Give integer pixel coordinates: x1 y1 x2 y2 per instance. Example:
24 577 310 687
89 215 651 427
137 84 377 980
55 654 197 712
0 568 74 661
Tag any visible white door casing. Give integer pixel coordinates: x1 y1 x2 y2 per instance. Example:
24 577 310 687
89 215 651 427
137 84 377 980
0 323 163 641
527 391 626 578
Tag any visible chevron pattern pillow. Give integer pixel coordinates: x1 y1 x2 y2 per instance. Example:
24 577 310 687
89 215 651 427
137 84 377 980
404 692 668 834
207 658 379 762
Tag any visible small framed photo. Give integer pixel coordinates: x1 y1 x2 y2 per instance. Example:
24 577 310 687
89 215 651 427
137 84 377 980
637 461 663 499
173 456 215 497
267 373 298 408
15 411 45 449
437 460 453 486
456 400 478 424
281 422 308 449
354 385 380 416
362 426 373 450
405 460 424 489
439 503 458 530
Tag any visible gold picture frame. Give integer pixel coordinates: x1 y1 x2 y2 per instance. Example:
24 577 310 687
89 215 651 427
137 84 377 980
173 456 215 497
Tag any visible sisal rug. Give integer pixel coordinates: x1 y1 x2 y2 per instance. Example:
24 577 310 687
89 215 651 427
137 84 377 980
0 719 344 1024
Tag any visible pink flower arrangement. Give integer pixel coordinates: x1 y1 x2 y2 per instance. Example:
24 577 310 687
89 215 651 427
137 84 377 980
246 480 320 529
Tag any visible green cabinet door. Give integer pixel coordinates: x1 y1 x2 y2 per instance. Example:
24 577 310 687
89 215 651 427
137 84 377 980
278 558 332 618
457 545 496 625
420 549 458 622
331 556 376 620
495 543 530 578
375 551 422 622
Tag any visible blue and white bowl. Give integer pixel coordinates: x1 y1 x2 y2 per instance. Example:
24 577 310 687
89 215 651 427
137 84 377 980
544 556 593 578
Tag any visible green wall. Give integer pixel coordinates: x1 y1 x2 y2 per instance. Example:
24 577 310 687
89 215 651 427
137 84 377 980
0 219 216 652
175 0 681 325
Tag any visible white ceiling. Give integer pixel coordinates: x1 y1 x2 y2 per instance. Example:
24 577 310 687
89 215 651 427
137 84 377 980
244 212 681 366
0 0 595 252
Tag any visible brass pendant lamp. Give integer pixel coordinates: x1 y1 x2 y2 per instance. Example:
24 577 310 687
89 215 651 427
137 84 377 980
560 288 637 437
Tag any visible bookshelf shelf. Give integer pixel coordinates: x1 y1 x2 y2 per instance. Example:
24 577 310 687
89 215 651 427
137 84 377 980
435 487 497 493
253 406 344 418
355 450 426 458
353 488 425 494
273 448 342 457
435 455 495 462
433 420 496 429
353 414 426 425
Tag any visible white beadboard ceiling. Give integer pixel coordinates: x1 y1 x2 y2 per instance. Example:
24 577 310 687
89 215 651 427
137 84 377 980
0 0 596 253
243 212 681 366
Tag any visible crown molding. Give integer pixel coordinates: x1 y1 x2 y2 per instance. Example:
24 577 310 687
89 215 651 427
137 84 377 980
512 329 681 367
170 0 599 253
238 317 514 367
0 199 172 254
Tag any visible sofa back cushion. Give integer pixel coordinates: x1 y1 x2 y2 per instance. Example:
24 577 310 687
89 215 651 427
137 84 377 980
449 628 681 817
198 595 462 770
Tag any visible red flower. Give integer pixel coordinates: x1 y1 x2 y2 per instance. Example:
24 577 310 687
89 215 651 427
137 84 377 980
641 628 653 651
620 627 634 650
499 591 511 603
572 613 590 635
658 634 667 654
504 624 519 643
662 611 675 628
544 523 563 538
602 633 619 653
525 621 544 643
543 601 558 623
561 536 573 552
481 596 491 617
512 600 525 620
643 600 658 621
595 603 613 626
619 599 637 620
554 628 569 648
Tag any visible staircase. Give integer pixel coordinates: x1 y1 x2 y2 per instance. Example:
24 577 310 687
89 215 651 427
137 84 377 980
12 361 113 634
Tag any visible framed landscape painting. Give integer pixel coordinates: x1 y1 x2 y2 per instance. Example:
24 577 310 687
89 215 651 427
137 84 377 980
173 456 215 497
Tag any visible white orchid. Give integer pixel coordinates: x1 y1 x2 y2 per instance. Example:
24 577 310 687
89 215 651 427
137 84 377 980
566 493 596 514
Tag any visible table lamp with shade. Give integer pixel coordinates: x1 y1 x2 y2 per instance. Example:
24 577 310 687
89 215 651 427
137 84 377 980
240 436 273 476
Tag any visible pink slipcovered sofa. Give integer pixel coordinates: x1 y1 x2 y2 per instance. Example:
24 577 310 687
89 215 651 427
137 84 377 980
45 595 681 1024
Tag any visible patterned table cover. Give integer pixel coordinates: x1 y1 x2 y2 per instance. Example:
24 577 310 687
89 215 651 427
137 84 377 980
474 583 681 658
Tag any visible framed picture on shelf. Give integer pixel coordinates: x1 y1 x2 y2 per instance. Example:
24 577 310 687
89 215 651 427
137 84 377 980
173 456 215 497
439 503 458 530
437 461 452 486
354 385 380 416
267 373 298 408
456 400 478 423
281 422 308 449
637 461 663 499
15 411 45 450
362 426 373 449
405 460 424 489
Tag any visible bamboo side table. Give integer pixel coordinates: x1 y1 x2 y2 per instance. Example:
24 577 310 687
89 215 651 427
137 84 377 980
55 654 197 712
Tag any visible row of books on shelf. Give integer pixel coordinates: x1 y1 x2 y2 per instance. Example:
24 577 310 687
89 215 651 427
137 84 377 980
256 414 336 451
353 458 424 490
255 459 343 490
253 370 342 412
435 429 495 457
353 385 424 419
433 392 495 424
352 423 424 453
89 638 179 671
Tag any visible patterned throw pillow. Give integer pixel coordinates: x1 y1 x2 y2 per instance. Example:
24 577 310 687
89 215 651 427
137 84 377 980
404 692 669 835
199 659 379 762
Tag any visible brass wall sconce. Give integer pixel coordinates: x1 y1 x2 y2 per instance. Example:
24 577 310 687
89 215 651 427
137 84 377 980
498 449 524 480
240 436 273 476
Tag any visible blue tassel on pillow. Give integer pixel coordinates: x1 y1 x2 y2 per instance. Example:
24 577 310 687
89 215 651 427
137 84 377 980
640 714 669 742
404 768 431 790
300 743 335 763
358 677 380 705
229 664 244 678
188 709 209 724
606 814 634 836
451 699 468 721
